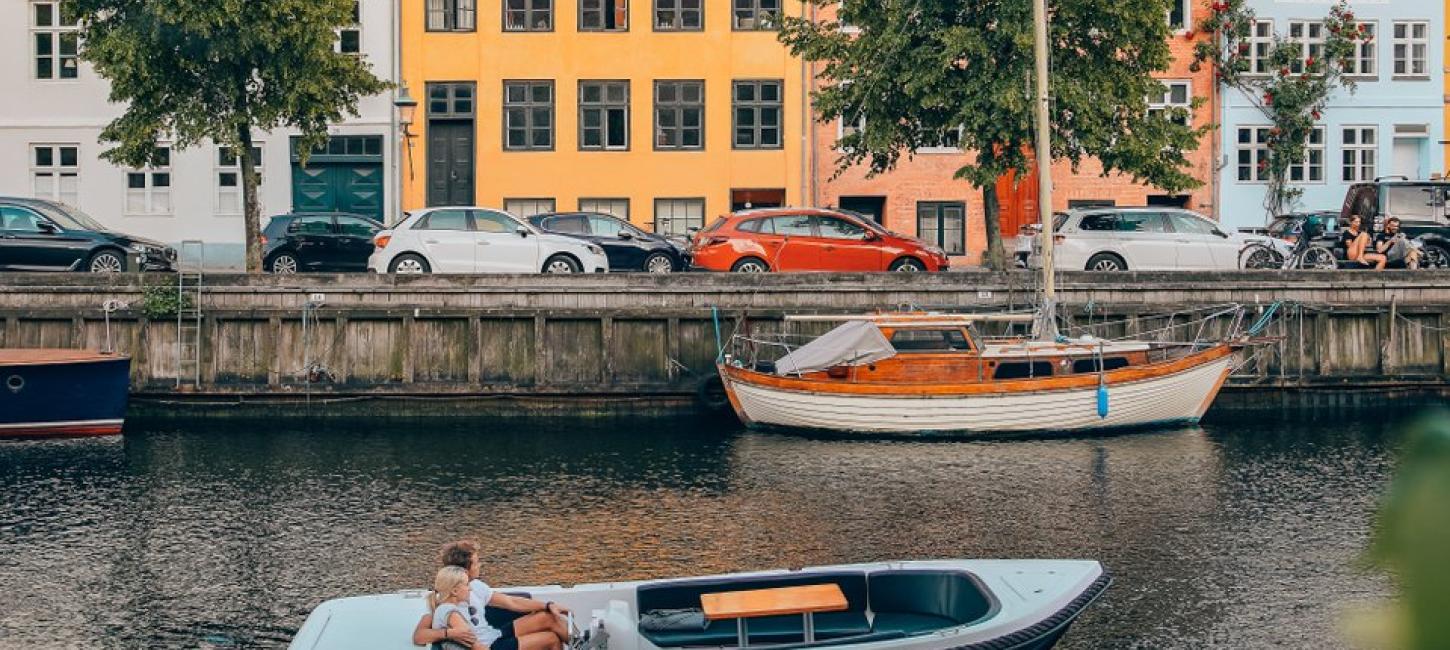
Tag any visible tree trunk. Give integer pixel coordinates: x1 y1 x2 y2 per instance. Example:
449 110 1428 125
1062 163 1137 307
981 181 1007 271
239 124 262 273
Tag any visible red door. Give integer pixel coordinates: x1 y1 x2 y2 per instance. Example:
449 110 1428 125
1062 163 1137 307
814 215 883 270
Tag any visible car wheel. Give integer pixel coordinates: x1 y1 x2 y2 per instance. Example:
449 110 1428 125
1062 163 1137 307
543 254 582 274
269 253 299 275
1421 244 1450 269
730 258 770 273
889 258 926 272
388 254 430 274
644 253 675 274
87 249 126 273
1085 253 1126 272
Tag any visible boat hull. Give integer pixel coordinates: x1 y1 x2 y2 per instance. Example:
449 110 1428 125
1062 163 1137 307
0 352 130 439
720 346 1234 435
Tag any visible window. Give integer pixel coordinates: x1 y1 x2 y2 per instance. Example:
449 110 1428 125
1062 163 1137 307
429 83 476 117
1147 81 1191 127
816 216 868 240
216 145 263 214
1247 20 1273 75
580 81 629 150
1 206 49 232
505 0 552 31
1236 126 1271 182
1167 0 1188 31
654 80 704 150
1287 21 1324 73
733 80 783 149
504 81 553 150
588 214 631 237
654 198 704 236
766 215 814 236
1392 21 1429 77
1342 126 1377 182
426 0 476 31
337 216 380 238
580 0 627 31
919 126 965 154
890 329 971 352
1290 127 1325 183
733 0 779 30
916 201 965 255
1073 357 1129 373
543 214 589 234
125 147 172 215
504 198 556 217
1345 22 1376 76
290 215 334 235
337 0 362 54
993 361 1053 379
32 1 80 80
654 0 701 30
416 209 471 230
297 135 385 160
474 210 519 233
580 198 629 218
1167 212 1218 235
31 144 79 206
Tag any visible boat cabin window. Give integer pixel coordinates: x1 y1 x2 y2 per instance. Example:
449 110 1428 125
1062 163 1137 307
993 361 1054 379
1072 357 1130 373
889 328 972 352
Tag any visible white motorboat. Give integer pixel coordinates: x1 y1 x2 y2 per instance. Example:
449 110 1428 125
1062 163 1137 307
289 560 1110 650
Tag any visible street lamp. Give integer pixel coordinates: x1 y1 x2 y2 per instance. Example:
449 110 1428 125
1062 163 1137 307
394 83 418 181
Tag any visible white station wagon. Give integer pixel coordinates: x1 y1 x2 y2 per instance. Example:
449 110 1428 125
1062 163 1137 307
369 207 609 274
1029 207 1258 271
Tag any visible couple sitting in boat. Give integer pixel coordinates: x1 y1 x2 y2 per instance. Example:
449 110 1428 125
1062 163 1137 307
414 540 571 650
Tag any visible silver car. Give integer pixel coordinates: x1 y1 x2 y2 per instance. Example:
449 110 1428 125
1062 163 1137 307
1029 207 1257 271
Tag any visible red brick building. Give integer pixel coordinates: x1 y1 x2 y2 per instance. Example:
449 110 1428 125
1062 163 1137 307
807 1 1219 265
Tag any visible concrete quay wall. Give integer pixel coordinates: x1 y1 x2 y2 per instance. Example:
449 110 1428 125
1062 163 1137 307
1 271 1447 414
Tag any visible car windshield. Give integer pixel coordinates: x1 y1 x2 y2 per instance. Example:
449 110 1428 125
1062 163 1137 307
45 203 109 232
1383 185 1448 221
1053 213 1068 231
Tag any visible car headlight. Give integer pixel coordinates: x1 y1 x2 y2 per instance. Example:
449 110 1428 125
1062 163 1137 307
587 244 604 255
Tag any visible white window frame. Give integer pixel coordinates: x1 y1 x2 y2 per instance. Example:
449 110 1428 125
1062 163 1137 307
1344 21 1377 78
1246 20 1274 76
31 0 80 81
919 125 965 155
336 0 362 55
1167 0 1189 32
1290 126 1326 184
1147 80 1192 127
1392 21 1429 78
1236 126 1272 183
1287 20 1324 74
1341 126 1377 183
125 146 173 216
504 198 556 217
653 197 704 236
579 198 629 219
216 144 264 215
30 143 80 207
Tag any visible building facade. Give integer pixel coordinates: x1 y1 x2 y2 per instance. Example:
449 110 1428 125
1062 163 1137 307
0 0 401 269
398 0 810 237
1218 0 1445 231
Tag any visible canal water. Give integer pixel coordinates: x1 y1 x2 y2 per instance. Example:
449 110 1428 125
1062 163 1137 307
0 407 1420 649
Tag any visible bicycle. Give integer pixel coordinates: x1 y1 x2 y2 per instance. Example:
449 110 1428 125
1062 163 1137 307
1239 216 1338 270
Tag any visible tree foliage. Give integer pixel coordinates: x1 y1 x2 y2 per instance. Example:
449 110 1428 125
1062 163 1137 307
74 0 390 272
781 0 1204 269
1192 0 1362 219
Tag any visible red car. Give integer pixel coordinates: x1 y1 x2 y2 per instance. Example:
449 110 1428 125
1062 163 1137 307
689 208 950 272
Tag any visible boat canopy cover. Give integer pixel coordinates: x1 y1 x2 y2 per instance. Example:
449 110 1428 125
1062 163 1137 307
775 321 897 375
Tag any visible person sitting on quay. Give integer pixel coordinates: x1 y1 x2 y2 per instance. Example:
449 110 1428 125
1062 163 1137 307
412 540 572 650
1339 214 1387 269
1374 217 1421 270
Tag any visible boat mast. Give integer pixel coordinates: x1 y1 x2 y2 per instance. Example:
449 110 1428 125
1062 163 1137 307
1032 0 1059 341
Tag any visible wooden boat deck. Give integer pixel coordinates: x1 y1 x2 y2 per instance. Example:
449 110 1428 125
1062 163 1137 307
0 349 129 367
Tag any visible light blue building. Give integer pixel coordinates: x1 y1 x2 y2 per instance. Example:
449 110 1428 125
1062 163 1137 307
1218 1 1444 231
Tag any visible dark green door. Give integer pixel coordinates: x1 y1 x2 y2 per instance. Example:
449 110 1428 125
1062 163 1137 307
290 136 385 221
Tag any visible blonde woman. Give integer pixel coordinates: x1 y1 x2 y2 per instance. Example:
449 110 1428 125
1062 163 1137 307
413 540 569 650
431 565 484 650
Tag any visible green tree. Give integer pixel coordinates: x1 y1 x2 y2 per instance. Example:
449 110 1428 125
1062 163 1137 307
781 0 1203 270
74 0 390 272
1192 0 1363 220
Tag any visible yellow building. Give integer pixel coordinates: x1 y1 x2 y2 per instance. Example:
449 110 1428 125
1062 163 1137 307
399 0 808 236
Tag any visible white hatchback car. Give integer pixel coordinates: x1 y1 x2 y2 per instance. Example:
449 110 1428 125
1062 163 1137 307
369 207 609 274
1030 207 1258 271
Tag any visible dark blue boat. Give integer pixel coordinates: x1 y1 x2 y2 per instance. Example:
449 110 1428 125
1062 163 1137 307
1 350 130 438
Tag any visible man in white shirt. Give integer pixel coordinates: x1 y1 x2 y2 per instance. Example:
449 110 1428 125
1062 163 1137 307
413 540 571 649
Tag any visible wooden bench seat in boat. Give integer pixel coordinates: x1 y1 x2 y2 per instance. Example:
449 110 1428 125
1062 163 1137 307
637 573 871 646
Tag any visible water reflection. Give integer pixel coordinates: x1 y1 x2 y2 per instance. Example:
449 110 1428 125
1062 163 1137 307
0 411 1407 648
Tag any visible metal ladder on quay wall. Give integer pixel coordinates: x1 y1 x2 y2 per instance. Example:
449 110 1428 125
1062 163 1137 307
176 240 205 389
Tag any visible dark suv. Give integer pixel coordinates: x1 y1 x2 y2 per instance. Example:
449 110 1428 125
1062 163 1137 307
527 211 689 273
1341 179 1450 267
0 196 175 272
262 212 383 273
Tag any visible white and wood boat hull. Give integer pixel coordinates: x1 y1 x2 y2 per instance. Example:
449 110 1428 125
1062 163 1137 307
720 348 1234 435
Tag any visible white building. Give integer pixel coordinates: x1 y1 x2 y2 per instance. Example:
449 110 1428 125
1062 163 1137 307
0 0 401 269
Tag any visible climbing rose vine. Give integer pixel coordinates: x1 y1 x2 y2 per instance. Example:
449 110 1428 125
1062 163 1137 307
1191 0 1364 220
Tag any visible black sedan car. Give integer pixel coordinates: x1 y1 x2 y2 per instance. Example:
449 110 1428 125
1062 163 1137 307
527 211 688 273
262 212 384 273
0 196 174 272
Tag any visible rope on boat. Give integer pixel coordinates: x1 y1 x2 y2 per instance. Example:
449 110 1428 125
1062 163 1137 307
1245 301 1282 337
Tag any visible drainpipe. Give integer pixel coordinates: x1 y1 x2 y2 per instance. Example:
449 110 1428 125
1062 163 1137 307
798 0 811 208
806 2 818 207
389 0 402 225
